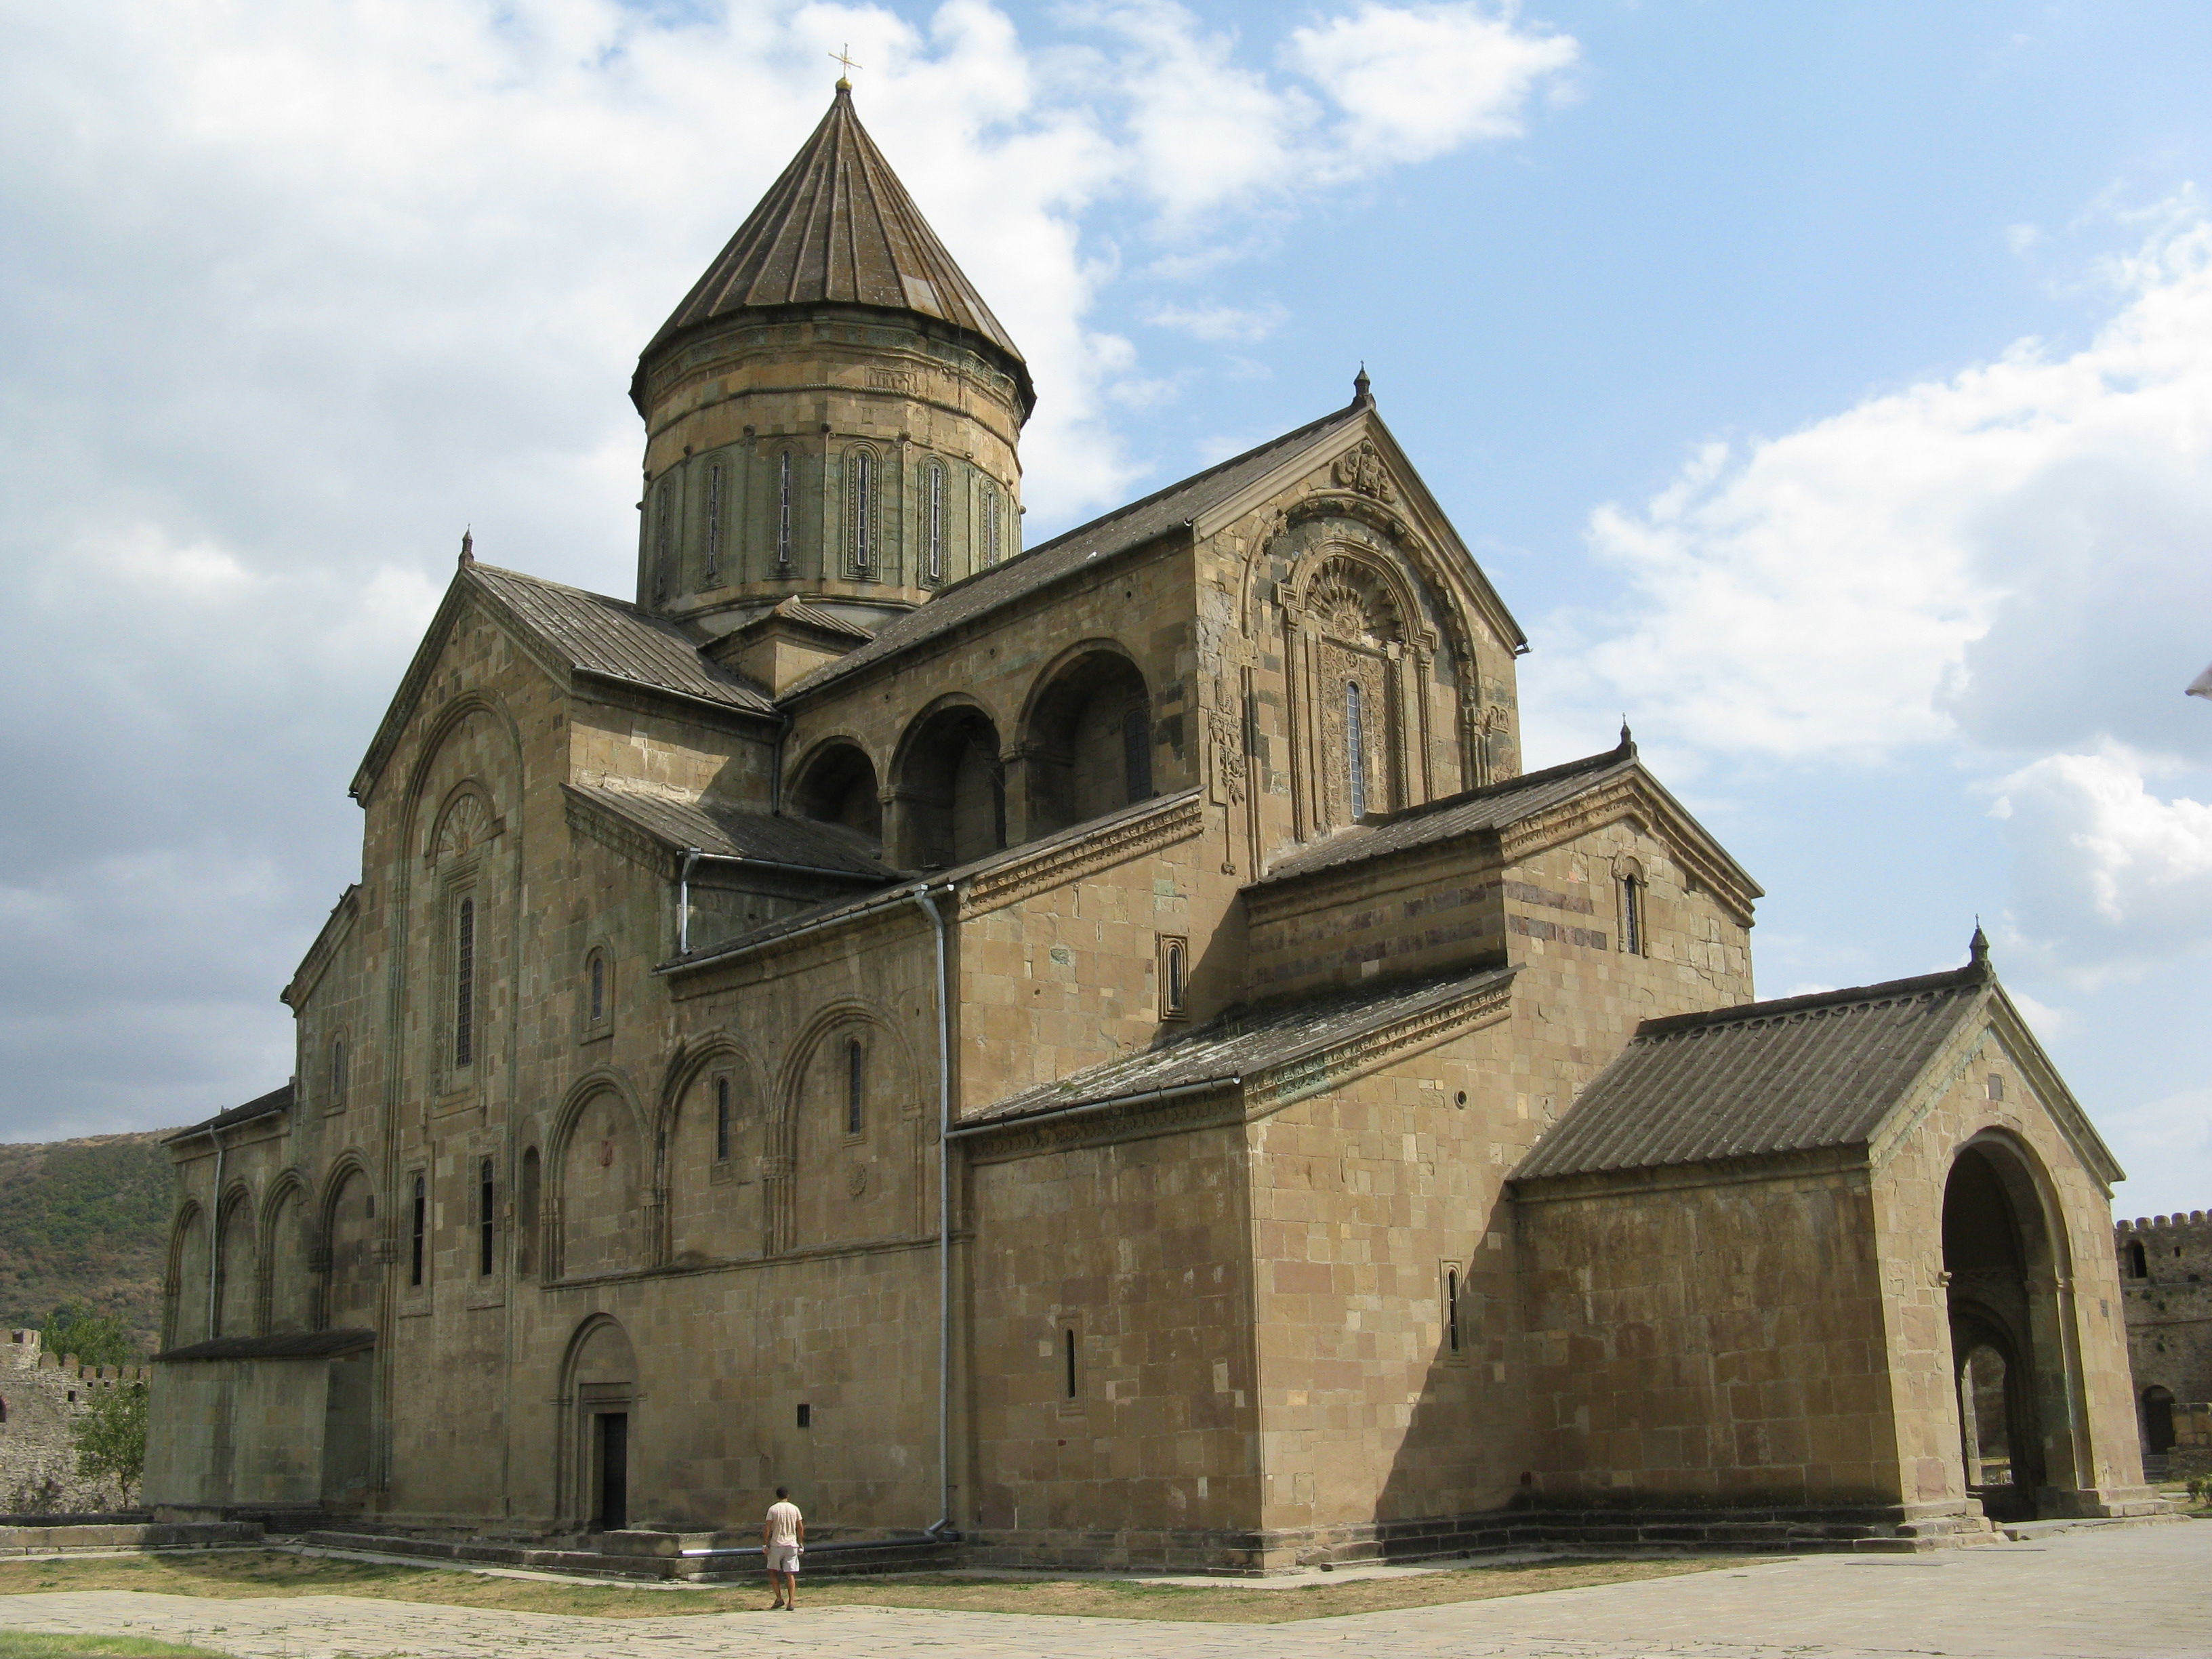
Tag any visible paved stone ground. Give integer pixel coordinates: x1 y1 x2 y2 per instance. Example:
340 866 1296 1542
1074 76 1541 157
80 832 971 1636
1 1522 2207 1659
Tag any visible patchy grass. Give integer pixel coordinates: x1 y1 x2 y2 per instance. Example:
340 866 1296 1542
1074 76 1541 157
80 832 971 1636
0 1633 234 1658
0 1548 1734 1624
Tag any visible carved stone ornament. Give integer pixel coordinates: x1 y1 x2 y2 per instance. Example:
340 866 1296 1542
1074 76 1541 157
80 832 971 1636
846 1163 869 1197
1208 706 1248 804
1332 440 1397 504
432 791 496 862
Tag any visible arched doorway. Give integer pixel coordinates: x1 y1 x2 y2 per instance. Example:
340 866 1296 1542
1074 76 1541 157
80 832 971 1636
2143 1386 2177 1456
792 741 882 853
562 1317 637 1532
1021 649 1153 837
1942 1136 2078 1521
891 704 1003 868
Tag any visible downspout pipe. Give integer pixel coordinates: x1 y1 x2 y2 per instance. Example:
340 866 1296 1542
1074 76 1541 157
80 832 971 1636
910 886 956 1539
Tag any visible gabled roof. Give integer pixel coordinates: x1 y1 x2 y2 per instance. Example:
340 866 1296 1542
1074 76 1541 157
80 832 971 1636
961 963 1517 1130
783 401 1366 701
166 1082 293 1145
1514 963 1993 1181
353 560 774 802
639 85 1028 407
1264 741 1639 883
566 784 895 881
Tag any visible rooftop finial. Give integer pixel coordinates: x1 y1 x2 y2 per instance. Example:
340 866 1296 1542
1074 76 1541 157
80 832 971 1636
1969 918 1990 968
1352 363 1372 406
459 526 474 567
830 43 861 92
1618 716 1634 753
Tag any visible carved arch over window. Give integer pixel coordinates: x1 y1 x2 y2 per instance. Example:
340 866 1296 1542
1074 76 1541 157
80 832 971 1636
426 783 501 864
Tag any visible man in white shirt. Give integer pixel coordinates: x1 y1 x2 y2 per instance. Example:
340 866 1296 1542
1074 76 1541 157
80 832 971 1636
763 1487 804 1609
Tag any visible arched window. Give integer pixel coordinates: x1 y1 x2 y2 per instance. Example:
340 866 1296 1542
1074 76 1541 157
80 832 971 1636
1345 681 1368 820
409 1172 427 1288
1621 874 1645 957
329 1033 346 1109
981 481 1001 567
1063 1328 1078 1399
1159 935 1188 1019
2127 1239 2148 1279
926 460 945 582
704 459 725 582
849 449 876 575
0 1396 7 1423
714 1076 732 1162
453 897 476 1067
845 1038 865 1137
587 951 606 1027
478 1157 496 1277
1445 1267 1461 1353
776 451 794 569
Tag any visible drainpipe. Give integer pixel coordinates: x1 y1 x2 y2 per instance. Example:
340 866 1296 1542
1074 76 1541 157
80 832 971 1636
677 848 701 956
207 1132 225 1340
910 886 955 1538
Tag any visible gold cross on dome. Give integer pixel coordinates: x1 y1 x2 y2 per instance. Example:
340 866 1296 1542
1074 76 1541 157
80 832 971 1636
830 43 863 83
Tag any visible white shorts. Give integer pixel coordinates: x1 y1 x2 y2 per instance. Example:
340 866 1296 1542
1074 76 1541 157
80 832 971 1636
766 1544 802 1572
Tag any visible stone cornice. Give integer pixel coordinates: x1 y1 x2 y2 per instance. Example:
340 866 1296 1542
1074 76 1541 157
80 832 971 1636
282 884 363 1011
562 785 678 879
960 1084 1246 1165
1245 970 1515 1117
958 791 1205 918
1498 772 1761 926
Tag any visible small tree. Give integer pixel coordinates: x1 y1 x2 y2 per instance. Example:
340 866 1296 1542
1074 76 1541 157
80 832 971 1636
42 1302 136 1370
72 1380 147 1506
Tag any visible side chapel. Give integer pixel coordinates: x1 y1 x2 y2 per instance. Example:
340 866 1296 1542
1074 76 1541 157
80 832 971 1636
146 85 2160 1565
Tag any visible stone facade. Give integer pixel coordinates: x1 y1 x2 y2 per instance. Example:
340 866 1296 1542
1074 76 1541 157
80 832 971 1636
2116 1210 2212 1470
146 86 2154 1566
0 1331 146 1513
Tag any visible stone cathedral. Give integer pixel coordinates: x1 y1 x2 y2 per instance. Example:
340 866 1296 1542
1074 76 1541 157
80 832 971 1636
146 85 2160 1568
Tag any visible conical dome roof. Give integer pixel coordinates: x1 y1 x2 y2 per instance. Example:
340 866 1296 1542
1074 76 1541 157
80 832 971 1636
641 85 1030 409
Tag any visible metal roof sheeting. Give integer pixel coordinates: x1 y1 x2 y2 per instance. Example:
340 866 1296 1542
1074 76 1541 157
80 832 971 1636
468 563 774 717
642 87 1027 389
1514 965 1990 1181
569 785 896 880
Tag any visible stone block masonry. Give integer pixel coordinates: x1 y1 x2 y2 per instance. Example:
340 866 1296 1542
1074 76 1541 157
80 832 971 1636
0 1330 148 1513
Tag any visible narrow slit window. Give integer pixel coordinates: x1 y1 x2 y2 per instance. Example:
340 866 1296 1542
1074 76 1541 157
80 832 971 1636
1063 1328 1078 1400
776 451 794 568
851 449 874 573
1160 936 1189 1019
409 1172 426 1288
714 1076 731 1162
845 1038 865 1137
518 1148 539 1279
1446 1268 1461 1354
453 897 475 1067
982 482 1001 567
1621 876 1643 957
478 1157 495 1277
653 481 672 600
2128 1240 2148 1279
588 954 605 1025
704 461 724 581
796 1402 812 1429
1346 681 1368 819
329 1033 345 1107
926 461 945 581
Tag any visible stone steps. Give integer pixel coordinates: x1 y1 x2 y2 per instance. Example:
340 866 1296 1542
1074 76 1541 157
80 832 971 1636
297 1528 959 1581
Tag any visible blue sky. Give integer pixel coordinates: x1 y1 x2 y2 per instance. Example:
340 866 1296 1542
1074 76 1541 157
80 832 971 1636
3 0 2211 1217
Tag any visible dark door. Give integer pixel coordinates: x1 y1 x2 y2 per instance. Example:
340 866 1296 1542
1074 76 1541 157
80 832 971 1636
595 1412 628 1530
2146 1389 2177 1454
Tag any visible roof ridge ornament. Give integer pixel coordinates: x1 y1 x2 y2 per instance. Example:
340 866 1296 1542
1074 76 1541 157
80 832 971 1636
1352 363 1373 407
459 527 474 567
1969 919 1990 970
830 43 861 92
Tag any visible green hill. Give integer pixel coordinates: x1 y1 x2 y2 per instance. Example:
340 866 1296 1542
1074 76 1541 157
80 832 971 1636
0 1132 178 1356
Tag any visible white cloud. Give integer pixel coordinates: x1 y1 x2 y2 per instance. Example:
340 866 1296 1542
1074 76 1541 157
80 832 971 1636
1988 746 2212 985
1144 300 1288 342
2099 1084 2212 1220
1284 1 1578 171
1533 203 2212 767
